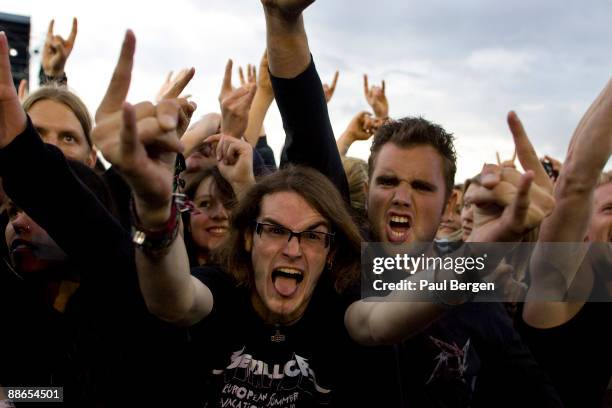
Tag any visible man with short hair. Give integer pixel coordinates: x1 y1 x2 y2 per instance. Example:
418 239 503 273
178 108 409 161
365 117 457 244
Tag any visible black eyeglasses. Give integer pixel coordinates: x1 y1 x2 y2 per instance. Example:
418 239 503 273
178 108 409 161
254 222 334 250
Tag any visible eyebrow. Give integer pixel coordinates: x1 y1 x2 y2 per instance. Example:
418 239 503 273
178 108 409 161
412 179 438 191
376 173 438 190
194 194 214 200
260 217 329 231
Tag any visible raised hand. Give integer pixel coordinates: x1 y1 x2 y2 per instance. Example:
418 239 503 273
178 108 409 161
260 0 316 17
94 31 195 164
468 111 554 243
42 18 78 77
238 64 257 87
155 68 197 137
92 31 190 226
182 113 222 159
336 111 383 155
156 68 195 102
323 70 339 103
218 59 257 139
363 74 388 119
496 149 517 169
0 32 27 148
117 99 183 225
206 134 255 196
256 50 273 94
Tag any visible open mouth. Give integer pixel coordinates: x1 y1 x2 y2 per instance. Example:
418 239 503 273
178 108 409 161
9 239 35 254
387 215 411 242
272 267 304 297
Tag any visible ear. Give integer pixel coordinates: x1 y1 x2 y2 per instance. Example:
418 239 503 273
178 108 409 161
244 230 253 252
87 147 98 169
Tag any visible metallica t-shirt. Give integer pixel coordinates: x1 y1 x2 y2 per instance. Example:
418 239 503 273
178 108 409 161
190 266 358 408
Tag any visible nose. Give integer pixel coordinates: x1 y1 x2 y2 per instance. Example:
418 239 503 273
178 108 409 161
282 234 303 258
10 211 31 235
462 205 474 224
391 185 412 207
209 202 229 220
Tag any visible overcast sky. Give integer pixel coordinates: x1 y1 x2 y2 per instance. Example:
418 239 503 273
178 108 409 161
4 0 612 181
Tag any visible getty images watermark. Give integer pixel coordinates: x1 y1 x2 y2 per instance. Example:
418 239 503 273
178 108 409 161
371 251 493 293
360 242 612 303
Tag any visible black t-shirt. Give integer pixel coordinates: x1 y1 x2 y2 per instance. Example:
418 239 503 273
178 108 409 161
518 269 612 408
394 302 562 408
190 266 361 407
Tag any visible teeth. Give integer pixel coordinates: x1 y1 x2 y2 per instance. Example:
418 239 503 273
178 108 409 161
391 216 409 223
391 230 405 237
276 267 302 276
209 228 227 233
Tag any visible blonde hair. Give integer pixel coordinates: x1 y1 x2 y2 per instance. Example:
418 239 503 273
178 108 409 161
22 85 93 148
596 170 612 188
341 156 368 215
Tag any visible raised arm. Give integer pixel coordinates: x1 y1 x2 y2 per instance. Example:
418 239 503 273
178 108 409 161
39 17 77 85
218 59 257 140
262 0 312 78
0 33 27 146
244 51 275 147
262 0 350 201
524 77 612 328
538 78 612 243
363 74 389 119
93 31 212 326
336 111 381 156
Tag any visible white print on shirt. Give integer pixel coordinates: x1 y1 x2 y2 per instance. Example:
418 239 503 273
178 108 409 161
210 346 332 408
426 336 471 385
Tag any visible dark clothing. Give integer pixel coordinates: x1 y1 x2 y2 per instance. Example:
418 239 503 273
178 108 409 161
272 57 562 407
0 119 196 406
256 135 278 172
190 266 358 407
101 165 133 229
396 302 562 407
270 58 349 203
518 271 612 408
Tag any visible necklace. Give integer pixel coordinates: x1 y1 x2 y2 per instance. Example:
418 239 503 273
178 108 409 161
270 324 286 343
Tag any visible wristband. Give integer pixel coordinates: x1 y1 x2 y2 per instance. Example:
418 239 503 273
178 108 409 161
131 199 180 257
40 71 68 86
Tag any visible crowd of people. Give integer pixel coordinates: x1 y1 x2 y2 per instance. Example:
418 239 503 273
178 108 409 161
0 1 611 407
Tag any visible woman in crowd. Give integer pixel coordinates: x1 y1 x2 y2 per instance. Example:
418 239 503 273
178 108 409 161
182 165 234 266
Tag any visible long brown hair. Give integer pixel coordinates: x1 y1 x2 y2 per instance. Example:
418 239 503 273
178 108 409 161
216 165 362 293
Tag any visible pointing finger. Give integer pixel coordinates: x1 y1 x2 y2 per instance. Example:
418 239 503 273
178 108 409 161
96 30 136 121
